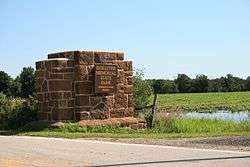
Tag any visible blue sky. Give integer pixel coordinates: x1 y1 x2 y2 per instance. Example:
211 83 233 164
0 0 249 79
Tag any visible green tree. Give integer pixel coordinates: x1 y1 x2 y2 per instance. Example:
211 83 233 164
133 69 153 110
246 76 250 91
162 80 178 93
151 79 177 94
10 76 21 97
19 67 36 98
208 79 222 92
0 71 12 96
151 79 165 94
220 74 242 92
193 74 209 92
175 74 192 93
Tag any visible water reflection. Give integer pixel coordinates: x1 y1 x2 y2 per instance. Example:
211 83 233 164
182 111 250 122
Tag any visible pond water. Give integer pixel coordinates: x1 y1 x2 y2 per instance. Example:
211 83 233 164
182 111 250 122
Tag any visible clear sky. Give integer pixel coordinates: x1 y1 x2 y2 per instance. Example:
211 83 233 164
0 0 249 79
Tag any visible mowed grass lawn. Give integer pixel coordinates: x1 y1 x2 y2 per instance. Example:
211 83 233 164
156 91 250 112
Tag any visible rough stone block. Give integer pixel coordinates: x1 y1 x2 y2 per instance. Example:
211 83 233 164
90 96 102 106
117 84 125 93
87 65 95 75
50 73 64 79
52 108 74 120
63 92 72 99
87 75 94 82
76 111 91 120
36 61 45 70
110 108 125 118
103 96 114 109
42 81 48 92
35 78 44 92
42 102 49 112
75 81 93 94
37 93 43 102
67 60 75 67
63 73 74 80
112 61 132 71
63 51 75 59
35 70 45 78
52 67 74 73
128 94 133 108
48 51 75 59
45 61 52 72
75 107 91 113
50 92 63 100
75 65 88 80
90 111 109 119
52 109 60 120
124 71 133 77
75 51 94 65
115 93 128 109
125 61 133 71
124 107 134 117
68 100 75 107
113 61 126 70
127 77 133 85
76 95 90 106
57 100 68 108
48 53 62 59
124 85 133 94
94 52 118 63
49 80 72 91
44 93 50 102
117 70 126 84
50 59 67 68
116 53 124 60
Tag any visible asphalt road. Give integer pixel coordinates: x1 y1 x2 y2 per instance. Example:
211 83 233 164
0 136 249 167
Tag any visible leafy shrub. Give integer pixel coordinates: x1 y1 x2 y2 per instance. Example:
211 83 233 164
19 120 50 132
0 94 38 130
0 93 11 113
133 69 153 116
19 67 36 98
6 105 38 130
0 71 12 96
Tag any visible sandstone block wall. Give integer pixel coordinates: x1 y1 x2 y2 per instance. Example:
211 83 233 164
36 51 134 121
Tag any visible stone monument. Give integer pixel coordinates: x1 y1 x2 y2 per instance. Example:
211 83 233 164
35 51 134 122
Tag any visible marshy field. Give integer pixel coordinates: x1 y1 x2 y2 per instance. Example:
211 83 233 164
156 91 250 112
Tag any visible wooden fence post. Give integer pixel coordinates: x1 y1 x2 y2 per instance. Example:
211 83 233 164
149 93 158 128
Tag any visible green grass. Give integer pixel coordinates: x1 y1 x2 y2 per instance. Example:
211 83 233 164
1 91 250 139
153 117 250 134
1 117 249 139
156 91 250 112
18 131 250 139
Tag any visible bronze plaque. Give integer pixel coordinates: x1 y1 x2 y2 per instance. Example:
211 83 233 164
95 64 117 94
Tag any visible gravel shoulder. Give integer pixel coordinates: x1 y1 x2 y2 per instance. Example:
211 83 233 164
85 136 250 152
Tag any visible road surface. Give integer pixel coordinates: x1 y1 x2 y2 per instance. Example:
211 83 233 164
0 136 249 167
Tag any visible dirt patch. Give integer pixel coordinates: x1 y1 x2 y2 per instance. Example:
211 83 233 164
85 136 250 152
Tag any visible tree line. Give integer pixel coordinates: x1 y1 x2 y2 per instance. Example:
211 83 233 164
1 67 250 98
148 74 250 94
0 67 35 98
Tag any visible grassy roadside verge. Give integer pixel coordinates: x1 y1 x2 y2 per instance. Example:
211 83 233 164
18 131 250 139
156 91 250 112
1 118 249 139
